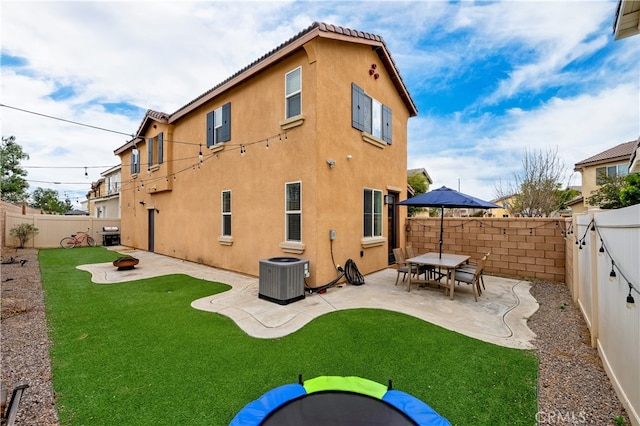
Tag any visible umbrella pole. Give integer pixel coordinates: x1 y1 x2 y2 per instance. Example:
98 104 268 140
439 206 444 258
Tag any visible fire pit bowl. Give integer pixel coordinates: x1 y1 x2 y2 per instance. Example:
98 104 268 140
113 256 139 270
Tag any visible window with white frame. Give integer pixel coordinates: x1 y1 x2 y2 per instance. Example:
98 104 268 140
595 163 629 185
130 149 140 175
206 103 231 147
351 83 392 144
285 67 301 119
285 181 301 241
363 188 383 238
222 190 231 237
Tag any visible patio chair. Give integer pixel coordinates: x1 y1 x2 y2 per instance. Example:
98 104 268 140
405 246 434 281
458 252 490 295
453 255 487 301
392 248 419 287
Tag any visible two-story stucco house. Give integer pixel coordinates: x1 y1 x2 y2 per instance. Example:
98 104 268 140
86 165 121 218
114 22 417 286
573 140 636 212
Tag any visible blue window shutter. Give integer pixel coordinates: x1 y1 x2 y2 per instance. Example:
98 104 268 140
130 152 135 174
351 83 365 131
382 105 392 144
206 111 214 147
136 151 141 174
221 102 231 142
147 137 153 168
158 132 163 164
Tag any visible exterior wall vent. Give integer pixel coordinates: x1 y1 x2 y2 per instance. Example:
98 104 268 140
259 257 309 305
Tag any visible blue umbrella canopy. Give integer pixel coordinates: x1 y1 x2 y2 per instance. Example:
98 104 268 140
397 186 499 209
397 186 499 257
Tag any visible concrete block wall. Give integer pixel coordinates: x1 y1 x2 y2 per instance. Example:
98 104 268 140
406 217 572 283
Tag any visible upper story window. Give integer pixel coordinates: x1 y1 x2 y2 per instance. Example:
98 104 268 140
106 175 120 195
130 149 140 175
285 67 301 119
207 103 231 147
221 190 232 237
596 163 628 185
352 83 392 144
285 181 301 242
147 132 164 170
363 188 383 238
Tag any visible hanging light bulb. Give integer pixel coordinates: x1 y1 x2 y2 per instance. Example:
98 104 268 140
598 240 605 255
84 167 88 178
590 222 595 232
199 144 203 164
627 285 636 309
240 145 246 156
266 139 270 150
609 260 617 281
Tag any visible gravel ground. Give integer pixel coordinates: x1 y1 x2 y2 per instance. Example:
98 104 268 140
0 247 631 425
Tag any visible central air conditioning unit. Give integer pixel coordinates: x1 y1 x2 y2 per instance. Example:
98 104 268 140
259 257 309 305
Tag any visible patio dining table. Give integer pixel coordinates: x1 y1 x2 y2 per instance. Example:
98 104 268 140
406 252 470 300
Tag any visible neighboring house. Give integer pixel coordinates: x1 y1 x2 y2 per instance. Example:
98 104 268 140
407 168 432 196
573 141 636 210
612 1 640 173
113 22 418 286
86 165 121 218
613 0 640 40
490 194 517 218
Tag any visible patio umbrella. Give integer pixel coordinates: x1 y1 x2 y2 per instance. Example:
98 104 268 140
397 186 499 258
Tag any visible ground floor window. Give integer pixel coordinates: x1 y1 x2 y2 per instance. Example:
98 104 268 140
364 188 382 238
222 190 231 236
285 181 301 241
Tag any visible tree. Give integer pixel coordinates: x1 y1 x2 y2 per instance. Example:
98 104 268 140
9 223 39 248
1 136 30 203
587 173 640 209
407 172 429 217
30 187 73 214
495 147 568 217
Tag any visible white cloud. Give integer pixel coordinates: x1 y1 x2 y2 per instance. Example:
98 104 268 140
1 1 637 209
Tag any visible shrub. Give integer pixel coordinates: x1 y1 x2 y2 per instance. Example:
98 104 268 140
9 223 39 248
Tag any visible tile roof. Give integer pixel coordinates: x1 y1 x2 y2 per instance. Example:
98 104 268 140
574 140 636 169
171 21 417 121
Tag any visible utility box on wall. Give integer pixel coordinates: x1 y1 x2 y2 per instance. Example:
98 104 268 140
259 257 309 305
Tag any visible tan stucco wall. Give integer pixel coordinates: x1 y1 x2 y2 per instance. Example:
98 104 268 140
118 37 410 286
579 161 628 208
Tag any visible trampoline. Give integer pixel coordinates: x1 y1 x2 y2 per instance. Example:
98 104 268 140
230 376 451 425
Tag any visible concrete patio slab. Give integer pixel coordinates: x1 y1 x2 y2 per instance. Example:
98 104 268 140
77 247 539 349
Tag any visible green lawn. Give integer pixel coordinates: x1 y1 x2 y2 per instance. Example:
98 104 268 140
40 247 537 425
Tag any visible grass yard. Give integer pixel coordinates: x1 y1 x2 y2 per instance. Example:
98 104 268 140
40 247 537 425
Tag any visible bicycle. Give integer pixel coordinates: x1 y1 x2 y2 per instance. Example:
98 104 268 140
60 229 96 249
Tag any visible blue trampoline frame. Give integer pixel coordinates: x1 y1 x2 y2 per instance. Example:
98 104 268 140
230 376 451 425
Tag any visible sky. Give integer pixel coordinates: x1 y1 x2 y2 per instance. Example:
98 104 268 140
1 0 638 207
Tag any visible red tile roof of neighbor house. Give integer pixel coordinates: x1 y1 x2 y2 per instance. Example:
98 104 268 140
574 140 637 170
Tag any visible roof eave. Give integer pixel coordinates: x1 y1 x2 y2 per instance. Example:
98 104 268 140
170 23 417 123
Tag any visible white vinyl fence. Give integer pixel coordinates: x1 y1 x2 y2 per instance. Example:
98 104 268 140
571 205 640 426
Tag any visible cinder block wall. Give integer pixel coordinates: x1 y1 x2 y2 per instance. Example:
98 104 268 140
406 217 572 283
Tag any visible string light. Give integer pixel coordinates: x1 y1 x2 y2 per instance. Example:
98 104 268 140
199 144 203 164
609 260 617 281
627 284 635 309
